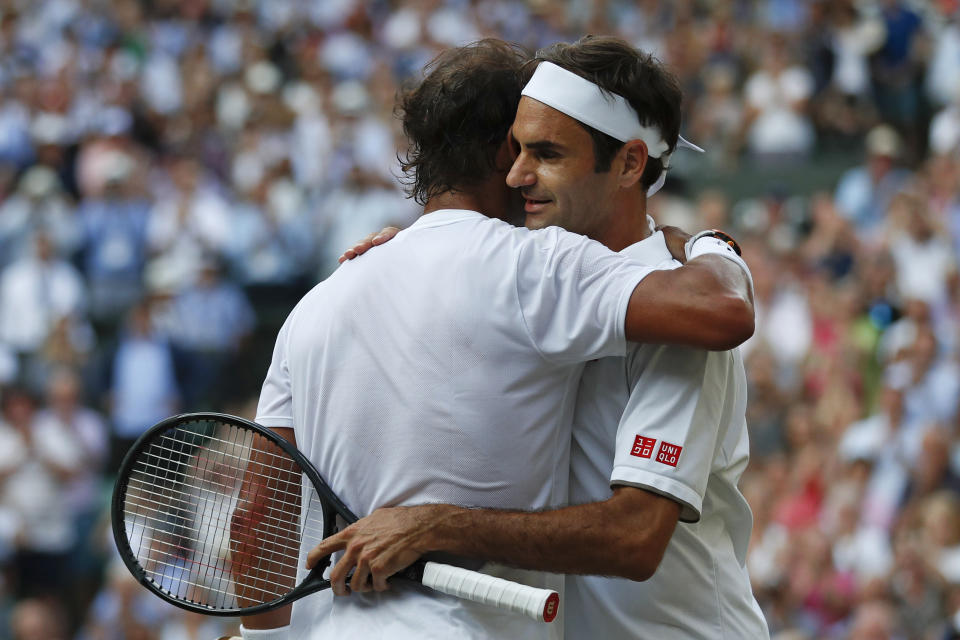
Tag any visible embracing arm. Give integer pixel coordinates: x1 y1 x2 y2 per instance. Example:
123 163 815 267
337 225 752 350
624 253 754 351
308 486 680 595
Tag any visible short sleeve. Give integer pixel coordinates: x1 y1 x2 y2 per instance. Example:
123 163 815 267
514 227 651 365
610 347 733 522
255 314 295 428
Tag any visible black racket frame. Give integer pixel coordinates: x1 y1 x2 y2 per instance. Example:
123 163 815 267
112 411 366 616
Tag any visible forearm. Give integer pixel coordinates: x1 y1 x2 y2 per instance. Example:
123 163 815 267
232 431 299 629
426 504 625 575
625 254 754 350
240 606 291 630
420 489 679 581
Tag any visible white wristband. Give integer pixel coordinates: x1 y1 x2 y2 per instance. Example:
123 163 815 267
685 235 754 291
686 234 738 261
239 625 292 640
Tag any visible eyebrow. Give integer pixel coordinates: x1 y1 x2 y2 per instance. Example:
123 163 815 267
522 140 566 154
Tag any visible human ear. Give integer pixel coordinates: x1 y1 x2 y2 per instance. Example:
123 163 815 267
618 140 648 189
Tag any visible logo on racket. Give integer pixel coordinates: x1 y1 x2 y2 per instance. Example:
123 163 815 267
543 592 560 623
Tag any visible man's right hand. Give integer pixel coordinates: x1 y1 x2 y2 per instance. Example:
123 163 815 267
306 504 455 595
338 226 401 263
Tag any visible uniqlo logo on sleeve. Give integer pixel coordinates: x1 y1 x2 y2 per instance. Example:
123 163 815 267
630 435 656 459
656 441 683 467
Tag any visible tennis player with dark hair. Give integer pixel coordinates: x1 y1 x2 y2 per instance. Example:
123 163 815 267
242 39 754 639
314 36 769 639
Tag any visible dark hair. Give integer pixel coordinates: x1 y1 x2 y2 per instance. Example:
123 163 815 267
531 36 682 190
397 39 527 205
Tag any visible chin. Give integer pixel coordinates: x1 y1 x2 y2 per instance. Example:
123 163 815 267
524 214 551 230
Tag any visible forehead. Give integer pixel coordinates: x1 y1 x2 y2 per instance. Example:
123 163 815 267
512 96 593 148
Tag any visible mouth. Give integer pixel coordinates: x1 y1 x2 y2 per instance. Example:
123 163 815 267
522 194 552 214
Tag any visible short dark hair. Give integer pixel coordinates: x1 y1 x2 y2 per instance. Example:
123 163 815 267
398 39 527 205
531 36 682 190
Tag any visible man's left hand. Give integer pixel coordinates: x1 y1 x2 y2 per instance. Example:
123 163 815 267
655 225 691 264
306 504 453 596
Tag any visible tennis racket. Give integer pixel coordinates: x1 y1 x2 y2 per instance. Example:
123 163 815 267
111 412 559 622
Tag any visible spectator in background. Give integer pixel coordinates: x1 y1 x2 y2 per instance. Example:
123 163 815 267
689 62 744 167
146 153 232 292
164 257 254 409
873 0 925 137
0 231 87 361
76 149 151 328
33 367 107 535
887 192 957 307
106 300 179 471
227 171 314 289
743 34 815 160
0 387 76 600
899 327 960 433
0 165 79 270
834 124 912 241
820 1 885 145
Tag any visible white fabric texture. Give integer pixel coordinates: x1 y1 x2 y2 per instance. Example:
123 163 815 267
256 209 652 639
567 231 768 640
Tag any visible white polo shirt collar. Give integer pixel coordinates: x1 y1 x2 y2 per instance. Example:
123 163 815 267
620 217 676 266
409 209 487 229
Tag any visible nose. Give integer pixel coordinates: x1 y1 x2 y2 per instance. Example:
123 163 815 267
506 153 535 189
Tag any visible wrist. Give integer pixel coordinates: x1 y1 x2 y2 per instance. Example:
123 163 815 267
686 230 752 284
239 625 291 640
685 229 742 261
420 503 464 551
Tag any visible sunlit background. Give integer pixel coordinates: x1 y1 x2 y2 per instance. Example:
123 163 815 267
0 1 958 638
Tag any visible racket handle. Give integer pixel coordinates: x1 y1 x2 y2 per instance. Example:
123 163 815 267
420 561 559 623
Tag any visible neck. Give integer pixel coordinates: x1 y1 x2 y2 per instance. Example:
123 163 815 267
594 193 650 252
423 189 487 216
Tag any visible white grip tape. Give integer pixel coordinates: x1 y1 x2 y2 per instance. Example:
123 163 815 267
420 561 560 623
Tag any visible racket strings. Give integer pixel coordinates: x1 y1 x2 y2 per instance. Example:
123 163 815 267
121 421 327 610
126 457 325 538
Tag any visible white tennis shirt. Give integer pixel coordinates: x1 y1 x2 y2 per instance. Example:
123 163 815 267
566 231 769 639
256 209 652 639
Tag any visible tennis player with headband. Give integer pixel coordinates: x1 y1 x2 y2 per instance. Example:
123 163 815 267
315 36 768 639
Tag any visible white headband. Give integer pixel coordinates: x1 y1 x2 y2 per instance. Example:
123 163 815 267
521 61 704 195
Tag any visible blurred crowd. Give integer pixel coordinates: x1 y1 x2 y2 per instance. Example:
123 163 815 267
0 0 958 638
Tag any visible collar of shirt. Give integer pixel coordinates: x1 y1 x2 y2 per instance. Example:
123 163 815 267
409 209 486 230
619 226 675 266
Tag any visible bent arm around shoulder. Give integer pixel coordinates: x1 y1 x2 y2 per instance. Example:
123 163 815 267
624 254 754 350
